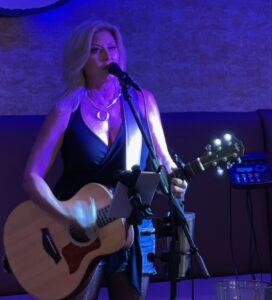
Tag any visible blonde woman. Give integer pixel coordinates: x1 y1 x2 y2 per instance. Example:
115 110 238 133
23 20 187 300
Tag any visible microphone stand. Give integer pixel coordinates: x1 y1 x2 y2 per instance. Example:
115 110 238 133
121 85 210 300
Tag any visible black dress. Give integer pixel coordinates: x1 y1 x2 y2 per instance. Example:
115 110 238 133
53 95 156 294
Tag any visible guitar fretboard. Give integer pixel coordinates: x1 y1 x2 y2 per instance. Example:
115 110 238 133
96 205 115 227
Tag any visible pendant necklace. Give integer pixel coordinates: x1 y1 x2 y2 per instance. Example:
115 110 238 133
86 90 121 122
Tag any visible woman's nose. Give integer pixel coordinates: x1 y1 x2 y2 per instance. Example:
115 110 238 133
100 48 110 61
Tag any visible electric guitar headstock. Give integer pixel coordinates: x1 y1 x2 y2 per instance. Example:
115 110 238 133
175 133 245 181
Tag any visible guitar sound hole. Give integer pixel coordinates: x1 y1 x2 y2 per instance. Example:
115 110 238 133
68 224 90 243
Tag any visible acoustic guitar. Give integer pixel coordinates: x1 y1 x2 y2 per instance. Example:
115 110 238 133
3 133 244 300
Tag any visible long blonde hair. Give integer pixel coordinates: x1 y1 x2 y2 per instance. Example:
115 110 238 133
61 20 127 98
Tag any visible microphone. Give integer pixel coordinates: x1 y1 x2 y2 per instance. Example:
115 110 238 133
108 63 141 91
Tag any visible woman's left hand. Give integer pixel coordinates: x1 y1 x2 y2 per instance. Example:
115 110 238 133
170 177 188 200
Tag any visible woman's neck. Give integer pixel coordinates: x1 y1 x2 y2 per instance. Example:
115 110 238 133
86 79 119 106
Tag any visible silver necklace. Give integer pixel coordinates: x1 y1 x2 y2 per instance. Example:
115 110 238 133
86 90 121 121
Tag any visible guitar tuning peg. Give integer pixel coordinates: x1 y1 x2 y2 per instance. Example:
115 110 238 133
212 161 217 167
226 162 233 169
222 157 228 162
223 133 232 142
216 166 224 176
237 157 242 164
205 144 212 152
213 138 222 147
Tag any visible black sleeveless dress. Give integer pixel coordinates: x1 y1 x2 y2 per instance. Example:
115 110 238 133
53 96 156 294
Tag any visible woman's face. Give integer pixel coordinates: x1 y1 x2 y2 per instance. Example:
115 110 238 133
84 30 120 86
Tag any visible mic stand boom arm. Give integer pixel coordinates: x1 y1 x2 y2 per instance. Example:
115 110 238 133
122 85 210 300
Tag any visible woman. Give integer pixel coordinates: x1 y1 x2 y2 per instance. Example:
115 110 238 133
23 20 187 300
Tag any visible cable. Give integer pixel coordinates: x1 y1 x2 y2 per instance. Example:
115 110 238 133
246 190 255 279
191 278 195 300
229 183 239 278
245 189 263 280
265 187 272 282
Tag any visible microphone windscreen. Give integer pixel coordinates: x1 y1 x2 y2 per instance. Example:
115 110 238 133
108 63 124 77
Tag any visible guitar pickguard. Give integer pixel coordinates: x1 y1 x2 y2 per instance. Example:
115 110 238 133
62 237 101 274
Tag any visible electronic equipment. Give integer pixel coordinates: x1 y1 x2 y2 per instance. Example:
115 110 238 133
228 152 272 188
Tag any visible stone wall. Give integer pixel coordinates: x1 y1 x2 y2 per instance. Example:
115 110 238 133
0 0 271 114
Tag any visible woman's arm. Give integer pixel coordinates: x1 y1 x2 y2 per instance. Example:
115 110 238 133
138 89 188 198
23 103 71 221
23 100 97 231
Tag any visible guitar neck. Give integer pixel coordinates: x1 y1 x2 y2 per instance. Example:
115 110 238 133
96 205 115 228
183 157 207 180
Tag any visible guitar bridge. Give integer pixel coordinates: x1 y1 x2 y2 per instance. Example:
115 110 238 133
41 228 61 264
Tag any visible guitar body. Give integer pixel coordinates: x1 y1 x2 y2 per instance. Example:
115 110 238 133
4 183 133 300
3 135 245 300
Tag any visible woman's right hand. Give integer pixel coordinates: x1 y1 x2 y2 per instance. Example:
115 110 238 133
62 197 98 239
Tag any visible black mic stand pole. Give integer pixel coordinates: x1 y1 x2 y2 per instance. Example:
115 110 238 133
121 85 210 300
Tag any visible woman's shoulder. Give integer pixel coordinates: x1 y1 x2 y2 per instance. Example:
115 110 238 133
137 88 155 100
54 88 85 113
136 88 158 117
44 88 85 128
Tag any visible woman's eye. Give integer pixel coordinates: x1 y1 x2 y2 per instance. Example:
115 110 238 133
91 48 99 54
109 46 117 51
